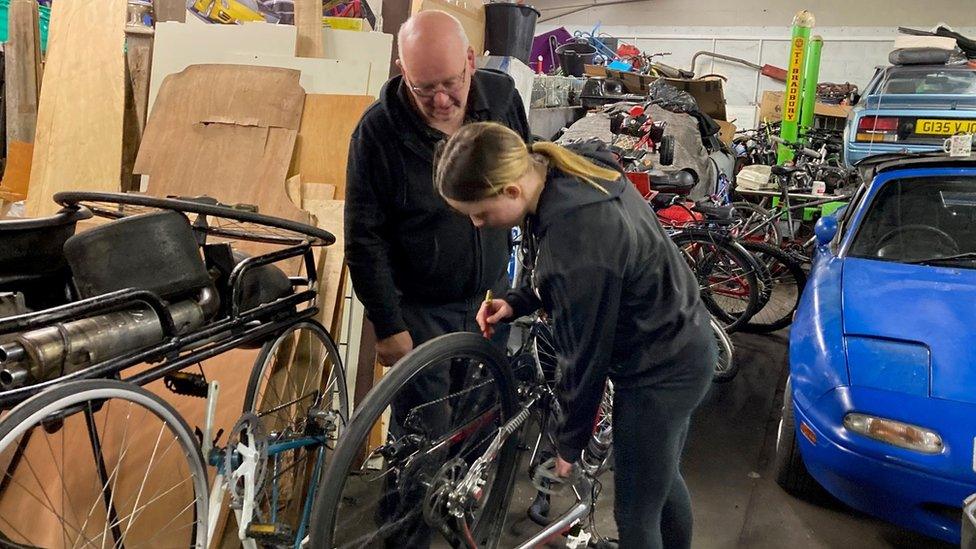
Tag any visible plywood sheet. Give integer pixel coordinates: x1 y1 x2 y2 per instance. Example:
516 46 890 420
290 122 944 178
136 64 309 224
303 199 345 334
288 94 375 198
295 0 325 58
322 28 393 96
25 0 127 218
149 22 296 109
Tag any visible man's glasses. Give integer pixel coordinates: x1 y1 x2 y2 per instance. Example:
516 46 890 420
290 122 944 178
408 65 467 98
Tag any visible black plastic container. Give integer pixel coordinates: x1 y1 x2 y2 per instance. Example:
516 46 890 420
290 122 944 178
484 3 540 64
556 41 597 76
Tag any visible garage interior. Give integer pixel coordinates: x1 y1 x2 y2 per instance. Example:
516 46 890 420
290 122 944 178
0 1 975 548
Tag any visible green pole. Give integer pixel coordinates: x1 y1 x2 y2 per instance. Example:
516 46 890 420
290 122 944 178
799 35 824 138
778 10 815 164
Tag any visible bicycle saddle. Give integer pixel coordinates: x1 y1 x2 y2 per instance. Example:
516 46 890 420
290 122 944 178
771 164 802 177
693 202 735 222
648 171 697 194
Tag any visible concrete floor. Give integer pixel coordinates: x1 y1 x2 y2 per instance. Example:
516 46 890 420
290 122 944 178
500 331 953 549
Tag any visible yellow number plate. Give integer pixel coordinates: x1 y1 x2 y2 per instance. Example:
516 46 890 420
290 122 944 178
916 119 976 135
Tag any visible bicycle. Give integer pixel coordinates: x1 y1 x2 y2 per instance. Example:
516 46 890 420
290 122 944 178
311 315 622 549
0 192 348 549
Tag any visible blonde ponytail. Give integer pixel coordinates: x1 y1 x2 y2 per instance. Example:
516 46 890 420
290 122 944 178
435 122 622 202
529 141 620 194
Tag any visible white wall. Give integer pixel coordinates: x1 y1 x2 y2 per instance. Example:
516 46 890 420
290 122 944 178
535 1 976 128
534 0 976 29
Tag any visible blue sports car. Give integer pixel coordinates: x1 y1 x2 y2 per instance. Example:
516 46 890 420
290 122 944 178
777 152 976 543
844 63 976 167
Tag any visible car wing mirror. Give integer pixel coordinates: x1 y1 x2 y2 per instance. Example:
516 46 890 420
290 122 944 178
815 215 839 248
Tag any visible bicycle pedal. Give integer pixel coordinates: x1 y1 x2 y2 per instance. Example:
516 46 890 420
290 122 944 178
245 522 293 544
164 372 209 398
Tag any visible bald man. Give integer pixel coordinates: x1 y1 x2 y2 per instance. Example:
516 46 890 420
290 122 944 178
345 11 529 366
342 12 527 547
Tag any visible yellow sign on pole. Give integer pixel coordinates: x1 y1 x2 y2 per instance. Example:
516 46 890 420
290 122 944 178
784 36 806 123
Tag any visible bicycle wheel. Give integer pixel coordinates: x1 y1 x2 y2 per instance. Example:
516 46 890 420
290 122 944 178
0 379 208 548
670 229 760 333
239 321 349 546
310 333 521 549
710 317 738 383
739 241 807 333
730 201 780 244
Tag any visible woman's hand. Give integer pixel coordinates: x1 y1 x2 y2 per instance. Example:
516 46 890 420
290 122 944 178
476 299 514 338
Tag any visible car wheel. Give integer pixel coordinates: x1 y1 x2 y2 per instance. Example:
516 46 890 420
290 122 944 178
774 377 821 498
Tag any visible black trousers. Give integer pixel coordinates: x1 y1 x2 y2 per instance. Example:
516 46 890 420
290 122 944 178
612 337 714 549
382 278 511 548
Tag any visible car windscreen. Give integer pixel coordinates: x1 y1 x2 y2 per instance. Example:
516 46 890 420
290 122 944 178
874 67 976 95
849 176 976 268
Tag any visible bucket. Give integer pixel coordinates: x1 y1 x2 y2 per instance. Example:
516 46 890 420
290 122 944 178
556 41 596 77
484 3 541 64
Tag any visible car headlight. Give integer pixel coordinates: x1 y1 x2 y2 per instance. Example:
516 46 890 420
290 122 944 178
843 413 943 454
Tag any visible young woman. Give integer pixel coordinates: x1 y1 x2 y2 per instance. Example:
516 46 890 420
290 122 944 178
434 122 715 549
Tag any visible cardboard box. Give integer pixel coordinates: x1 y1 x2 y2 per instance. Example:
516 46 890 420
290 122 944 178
662 76 726 121
716 120 736 146
758 90 852 124
589 67 728 121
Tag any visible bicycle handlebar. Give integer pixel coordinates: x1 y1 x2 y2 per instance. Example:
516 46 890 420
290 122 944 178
770 136 823 160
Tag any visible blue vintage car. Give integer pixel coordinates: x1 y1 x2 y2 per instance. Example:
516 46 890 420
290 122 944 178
843 63 976 167
776 153 976 543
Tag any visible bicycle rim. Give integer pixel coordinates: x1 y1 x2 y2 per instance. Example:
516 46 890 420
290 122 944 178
0 379 208 548
740 241 807 333
310 333 520 549
243 321 348 544
671 230 760 333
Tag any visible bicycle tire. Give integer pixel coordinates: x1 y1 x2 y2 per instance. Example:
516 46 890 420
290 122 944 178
710 317 738 383
310 333 520 549
54 191 335 246
0 379 208 548
670 229 760 333
739 241 807 333
241 321 349 545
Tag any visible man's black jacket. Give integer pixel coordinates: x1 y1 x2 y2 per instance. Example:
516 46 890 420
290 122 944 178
345 69 530 339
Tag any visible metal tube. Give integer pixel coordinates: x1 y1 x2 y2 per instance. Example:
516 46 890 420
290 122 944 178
800 36 824 135
0 366 28 388
0 306 317 408
0 343 25 365
514 496 592 549
778 10 815 164
6 299 207 388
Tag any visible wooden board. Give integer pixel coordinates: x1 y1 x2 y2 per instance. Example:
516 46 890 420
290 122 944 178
0 142 34 201
322 29 393 97
4 0 42 144
303 199 346 333
288 94 375 198
154 0 187 23
136 64 309 225
25 0 127 218
126 30 154 135
1 0 41 200
295 0 325 58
